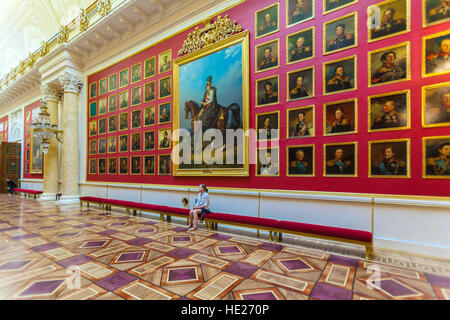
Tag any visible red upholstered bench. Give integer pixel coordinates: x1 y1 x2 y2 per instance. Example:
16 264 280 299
273 220 373 259
14 188 43 199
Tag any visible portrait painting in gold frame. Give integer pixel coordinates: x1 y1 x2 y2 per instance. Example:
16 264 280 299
159 50 172 74
144 57 156 79
368 90 410 133
287 0 314 27
256 111 279 141
423 30 450 78
369 139 410 178
287 105 315 139
422 81 450 128
324 98 357 136
287 66 314 102
109 73 117 92
131 62 142 84
173 31 249 176
324 12 357 55
423 135 450 178
287 144 314 176
131 156 141 175
256 147 280 177
256 75 279 107
323 55 357 95
119 68 129 88
119 157 128 175
323 0 357 15
144 155 155 175
108 157 117 175
88 158 96 175
255 39 280 74
324 142 357 177
99 78 107 96
98 158 106 174
89 82 97 99
423 0 450 27
286 26 314 65
367 0 410 43
255 3 280 39
158 154 171 175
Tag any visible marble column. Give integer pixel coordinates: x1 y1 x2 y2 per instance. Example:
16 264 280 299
58 73 83 201
40 85 63 200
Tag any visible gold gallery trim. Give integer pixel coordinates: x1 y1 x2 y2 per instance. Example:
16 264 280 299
368 138 411 179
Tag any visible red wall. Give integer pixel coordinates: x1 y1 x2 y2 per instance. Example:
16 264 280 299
0 115 7 142
86 0 450 197
23 100 43 179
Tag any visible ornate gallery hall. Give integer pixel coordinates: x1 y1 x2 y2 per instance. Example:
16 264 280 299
0 0 449 302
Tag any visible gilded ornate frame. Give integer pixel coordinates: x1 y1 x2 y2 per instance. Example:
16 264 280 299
368 138 411 179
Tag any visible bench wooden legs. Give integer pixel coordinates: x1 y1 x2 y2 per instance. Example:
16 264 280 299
365 244 374 260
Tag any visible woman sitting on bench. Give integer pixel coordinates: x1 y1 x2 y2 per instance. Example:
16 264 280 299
188 184 210 231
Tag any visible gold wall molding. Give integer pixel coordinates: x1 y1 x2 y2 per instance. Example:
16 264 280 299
178 15 243 56
79 9 89 32
97 0 112 17
57 25 69 44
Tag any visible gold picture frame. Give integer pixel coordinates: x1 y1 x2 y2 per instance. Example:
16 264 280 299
368 41 411 88
323 12 358 56
286 144 315 177
159 76 172 99
367 0 410 43
98 158 107 174
423 29 450 78
256 110 280 142
286 66 314 102
423 0 450 28
88 158 97 175
323 55 357 96
255 2 280 39
323 98 358 136
256 74 280 107
143 81 156 102
118 134 129 153
131 62 142 84
30 128 43 174
286 0 315 28
158 153 171 175
119 157 128 175
89 81 97 99
286 105 315 139
131 86 142 107
143 155 156 175
423 135 450 179
158 102 171 125
255 147 280 177
368 90 411 133
144 130 156 151
158 49 172 74
119 68 129 88
108 73 117 92
130 156 141 175
144 106 156 127
368 138 410 178
323 141 358 177
108 157 117 175
323 0 358 15
173 31 250 177
99 77 107 96
422 81 450 128
158 128 171 150
255 38 280 74
144 56 156 79
286 26 315 65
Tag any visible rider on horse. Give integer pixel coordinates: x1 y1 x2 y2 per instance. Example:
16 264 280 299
199 76 222 132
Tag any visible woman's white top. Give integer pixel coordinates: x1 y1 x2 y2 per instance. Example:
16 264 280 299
195 192 210 209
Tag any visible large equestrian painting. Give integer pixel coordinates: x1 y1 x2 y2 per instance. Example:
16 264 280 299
173 31 250 176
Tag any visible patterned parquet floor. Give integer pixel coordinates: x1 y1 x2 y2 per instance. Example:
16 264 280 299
0 194 449 300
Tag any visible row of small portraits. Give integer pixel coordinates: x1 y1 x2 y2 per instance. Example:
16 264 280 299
255 0 448 39
88 105 171 137
86 135 450 178
88 154 171 176
89 77 171 118
88 49 172 99
254 136 450 178
88 129 171 155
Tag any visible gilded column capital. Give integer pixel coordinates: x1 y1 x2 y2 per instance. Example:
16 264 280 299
41 84 63 102
58 73 83 94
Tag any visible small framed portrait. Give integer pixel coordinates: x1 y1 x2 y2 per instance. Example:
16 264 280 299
98 98 107 115
324 98 357 136
287 145 314 176
255 39 279 73
287 0 314 27
89 82 97 99
119 157 128 175
108 158 117 174
119 68 129 88
144 81 156 102
144 155 155 175
369 139 410 178
119 90 129 109
108 115 117 133
119 112 129 131
89 101 97 118
422 81 450 128
131 156 141 175
108 136 117 153
423 0 450 27
159 50 172 74
109 73 117 92
119 134 129 153
88 120 97 137
368 0 410 42
255 3 279 39
144 106 156 126
287 105 315 138
256 75 279 107
108 94 117 112
324 0 357 14
131 63 142 84
159 103 171 124
88 159 96 174
131 132 141 152
323 55 356 95
158 128 171 150
324 12 357 55
287 66 314 102
369 42 410 87
98 138 106 154
287 27 314 65
324 142 357 177
144 57 156 79
131 110 141 129
158 154 171 175
99 78 107 96
423 136 450 178
98 158 106 174
423 30 450 77
89 139 96 155
256 148 279 176
144 130 155 150
159 76 172 99
98 118 107 135
368 90 410 132
256 111 279 141
131 86 142 107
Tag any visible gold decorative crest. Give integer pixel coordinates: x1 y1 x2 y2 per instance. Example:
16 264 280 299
178 15 243 56
97 0 112 17
57 25 69 44
79 9 89 32
27 52 36 69
40 41 49 57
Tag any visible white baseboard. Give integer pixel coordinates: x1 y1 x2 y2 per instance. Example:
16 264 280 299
374 236 450 260
59 195 81 203
38 193 57 201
